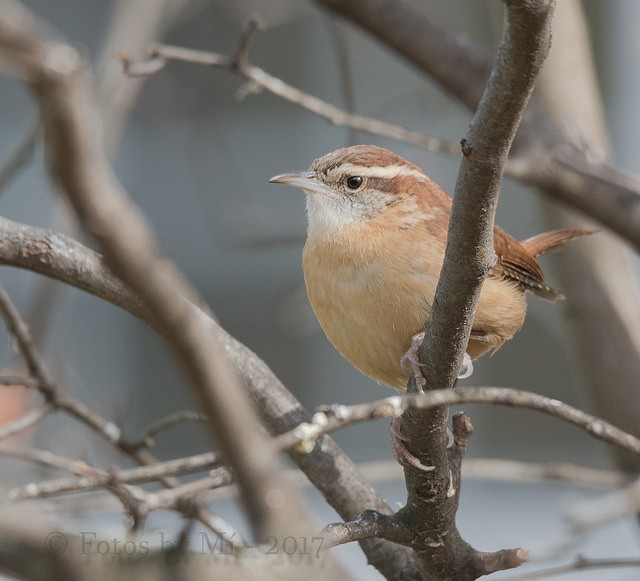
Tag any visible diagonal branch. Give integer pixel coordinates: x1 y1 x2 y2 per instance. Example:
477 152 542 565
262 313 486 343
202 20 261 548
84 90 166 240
0 119 39 195
0 0 309 543
0 172 419 577
120 38 459 157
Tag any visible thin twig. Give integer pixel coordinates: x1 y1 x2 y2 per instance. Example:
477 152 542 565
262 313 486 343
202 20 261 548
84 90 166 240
0 446 95 475
130 410 208 449
7 450 221 500
272 387 640 460
120 43 460 157
566 474 640 533
344 458 630 490
0 403 53 441
461 458 629 489
500 557 640 581
0 286 60 401
0 375 38 388
322 510 413 550
9 452 630 505
0 120 39 195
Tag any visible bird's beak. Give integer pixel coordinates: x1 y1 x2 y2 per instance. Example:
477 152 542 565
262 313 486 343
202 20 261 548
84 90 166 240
269 171 334 196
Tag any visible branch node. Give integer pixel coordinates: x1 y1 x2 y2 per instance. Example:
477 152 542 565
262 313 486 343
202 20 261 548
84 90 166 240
232 18 263 72
460 137 475 159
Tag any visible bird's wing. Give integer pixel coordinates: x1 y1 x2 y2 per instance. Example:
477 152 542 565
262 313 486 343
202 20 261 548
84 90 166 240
491 226 562 301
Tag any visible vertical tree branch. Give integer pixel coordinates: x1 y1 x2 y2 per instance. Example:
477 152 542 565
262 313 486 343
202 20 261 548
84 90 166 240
394 1 555 579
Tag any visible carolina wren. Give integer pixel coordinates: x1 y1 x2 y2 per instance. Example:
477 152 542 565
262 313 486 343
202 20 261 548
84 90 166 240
270 145 591 389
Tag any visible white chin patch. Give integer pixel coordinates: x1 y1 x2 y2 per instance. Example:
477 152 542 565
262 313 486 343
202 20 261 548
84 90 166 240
305 193 363 233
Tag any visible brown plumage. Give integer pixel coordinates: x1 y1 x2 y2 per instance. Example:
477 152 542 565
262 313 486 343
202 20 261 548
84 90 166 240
270 145 593 388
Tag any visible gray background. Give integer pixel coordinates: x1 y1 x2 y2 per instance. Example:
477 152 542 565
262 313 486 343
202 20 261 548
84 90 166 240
1 1 639 578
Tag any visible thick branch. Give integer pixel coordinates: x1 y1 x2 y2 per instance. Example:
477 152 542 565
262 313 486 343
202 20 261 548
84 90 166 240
397 2 554 579
420 0 554 389
0 0 308 542
0 215 419 578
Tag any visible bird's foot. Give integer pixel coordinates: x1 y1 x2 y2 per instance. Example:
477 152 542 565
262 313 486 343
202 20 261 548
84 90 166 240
401 333 475 387
389 416 435 471
400 332 427 388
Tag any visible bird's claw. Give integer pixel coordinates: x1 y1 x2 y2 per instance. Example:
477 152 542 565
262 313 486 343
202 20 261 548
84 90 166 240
458 352 474 379
390 416 435 472
401 333 474 386
400 332 427 388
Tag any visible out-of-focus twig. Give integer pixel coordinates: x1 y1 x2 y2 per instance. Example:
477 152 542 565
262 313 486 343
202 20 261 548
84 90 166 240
0 120 39 195
535 0 640 472
120 36 460 157
0 214 420 579
0 0 310 543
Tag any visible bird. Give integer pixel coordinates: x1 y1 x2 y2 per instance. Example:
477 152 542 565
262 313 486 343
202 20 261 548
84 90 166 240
269 144 592 391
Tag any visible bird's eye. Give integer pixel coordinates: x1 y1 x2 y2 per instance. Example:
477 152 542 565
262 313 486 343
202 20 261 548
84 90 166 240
346 176 364 190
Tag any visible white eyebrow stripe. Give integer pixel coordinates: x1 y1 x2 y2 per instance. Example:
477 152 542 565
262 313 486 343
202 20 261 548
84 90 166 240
334 163 427 180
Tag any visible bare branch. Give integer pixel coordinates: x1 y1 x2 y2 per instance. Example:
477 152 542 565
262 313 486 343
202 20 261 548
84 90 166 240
0 0 310 542
566 474 640 535
353 457 630 490
323 510 412 550
0 286 60 401
10 453 630 505
384 2 555 578
0 402 52 441
0 375 38 387
126 410 209 450
120 42 460 156
7 450 221 500
500 557 640 581
0 216 420 578
0 119 39 194
461 458 629 489
272 387 640 462
0 445 94 475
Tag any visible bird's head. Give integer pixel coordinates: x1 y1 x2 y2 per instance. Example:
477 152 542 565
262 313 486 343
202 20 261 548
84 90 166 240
269 145 431 235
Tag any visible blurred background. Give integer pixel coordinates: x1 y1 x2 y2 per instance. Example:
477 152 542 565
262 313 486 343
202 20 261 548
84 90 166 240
1 1 639 578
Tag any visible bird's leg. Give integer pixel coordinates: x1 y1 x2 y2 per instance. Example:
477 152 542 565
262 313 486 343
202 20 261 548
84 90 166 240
394 333 473 469
400 332 474 387
400 331 428 388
